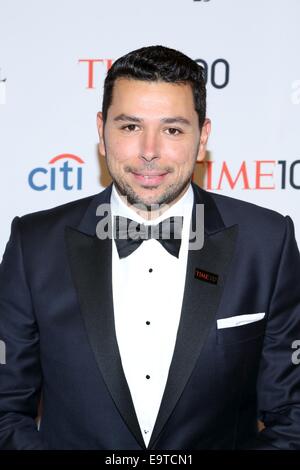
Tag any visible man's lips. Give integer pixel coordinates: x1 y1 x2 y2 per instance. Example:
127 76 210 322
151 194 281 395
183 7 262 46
131 171 169 185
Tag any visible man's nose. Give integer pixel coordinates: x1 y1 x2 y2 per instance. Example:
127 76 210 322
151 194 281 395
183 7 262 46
139 130 160 162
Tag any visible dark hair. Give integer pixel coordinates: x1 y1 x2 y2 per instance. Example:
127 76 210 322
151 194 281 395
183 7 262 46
102 45 206 129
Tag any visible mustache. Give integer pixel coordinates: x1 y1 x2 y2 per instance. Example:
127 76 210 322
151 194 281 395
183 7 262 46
124 165 174 174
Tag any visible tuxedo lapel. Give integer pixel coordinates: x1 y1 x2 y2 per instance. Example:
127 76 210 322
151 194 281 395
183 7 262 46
65 184 145 449
148 184 238 448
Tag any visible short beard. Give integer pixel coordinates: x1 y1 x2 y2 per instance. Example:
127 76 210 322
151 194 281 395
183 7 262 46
103 136 200 212
112 173 193 212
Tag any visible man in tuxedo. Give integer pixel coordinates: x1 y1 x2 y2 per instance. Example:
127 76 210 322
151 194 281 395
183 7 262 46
0 45 300 450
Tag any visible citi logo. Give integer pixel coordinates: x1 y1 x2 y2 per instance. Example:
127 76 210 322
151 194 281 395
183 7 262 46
28 154 84 191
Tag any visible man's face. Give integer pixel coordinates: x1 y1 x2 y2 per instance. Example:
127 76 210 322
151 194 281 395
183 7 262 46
97 78 210 211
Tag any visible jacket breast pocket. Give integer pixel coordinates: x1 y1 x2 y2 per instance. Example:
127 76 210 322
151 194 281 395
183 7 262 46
216 317 266 346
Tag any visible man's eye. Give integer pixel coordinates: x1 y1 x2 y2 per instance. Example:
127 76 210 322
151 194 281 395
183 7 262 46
166 128 182 136
121 124 139 132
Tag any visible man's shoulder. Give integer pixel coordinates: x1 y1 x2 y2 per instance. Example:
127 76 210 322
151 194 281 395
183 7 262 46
202 190 292 254
207 190 286 228
17 188 108 235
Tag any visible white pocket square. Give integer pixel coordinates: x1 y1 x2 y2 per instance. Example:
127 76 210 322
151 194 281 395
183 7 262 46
217 312 265 329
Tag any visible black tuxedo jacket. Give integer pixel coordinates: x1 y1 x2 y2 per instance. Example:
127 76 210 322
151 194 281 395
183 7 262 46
0 182 300 449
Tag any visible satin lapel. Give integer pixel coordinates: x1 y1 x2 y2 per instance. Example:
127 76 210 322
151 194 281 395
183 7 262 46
149 184 238 448
65 185 145 448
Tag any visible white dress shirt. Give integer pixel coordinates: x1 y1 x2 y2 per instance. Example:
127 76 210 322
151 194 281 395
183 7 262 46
111 183 194 446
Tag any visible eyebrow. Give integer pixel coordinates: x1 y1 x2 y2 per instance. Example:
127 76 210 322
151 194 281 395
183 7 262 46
113 114 192 126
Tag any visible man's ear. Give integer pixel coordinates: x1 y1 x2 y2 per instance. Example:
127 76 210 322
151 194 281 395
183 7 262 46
196 118 211 162
97 112 106 156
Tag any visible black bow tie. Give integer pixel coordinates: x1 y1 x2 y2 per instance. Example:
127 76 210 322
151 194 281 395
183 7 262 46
114 215 184 259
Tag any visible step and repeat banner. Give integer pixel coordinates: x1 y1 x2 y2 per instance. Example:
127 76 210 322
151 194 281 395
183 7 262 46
0 0 299 256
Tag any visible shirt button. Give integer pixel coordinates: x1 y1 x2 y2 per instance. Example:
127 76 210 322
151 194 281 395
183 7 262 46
146 375 150 379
